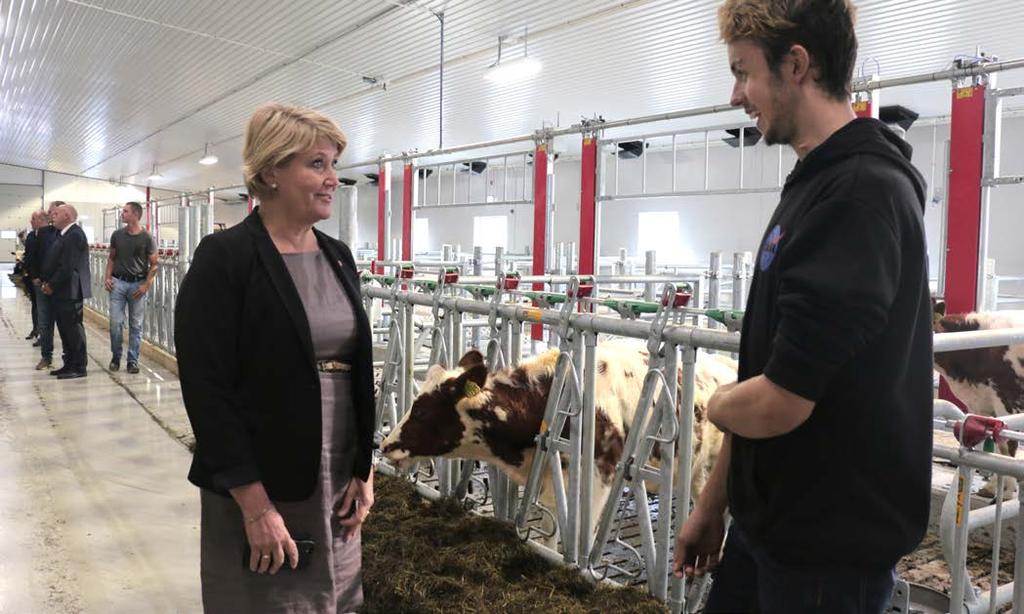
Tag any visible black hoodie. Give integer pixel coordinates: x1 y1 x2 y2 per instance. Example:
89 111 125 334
729 118 934 571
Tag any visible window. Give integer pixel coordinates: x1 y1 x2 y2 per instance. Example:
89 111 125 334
473 215 508 250
413 217 429 252
637 211 682 263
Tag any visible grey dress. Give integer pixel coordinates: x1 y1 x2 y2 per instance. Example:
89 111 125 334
200 250 363 613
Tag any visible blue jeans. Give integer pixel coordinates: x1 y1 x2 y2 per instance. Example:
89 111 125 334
705 526 896 614
37 290 56 362
109 278 146 364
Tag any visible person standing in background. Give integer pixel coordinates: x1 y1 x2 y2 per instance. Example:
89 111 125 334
32 202 63 370
22 211 45 341
105 201 158 374
41 204 93 379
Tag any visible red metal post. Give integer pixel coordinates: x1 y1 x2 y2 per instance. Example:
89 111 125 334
532 141 550 341
939 83 988 409
402 162 414 261
944 83 986 315
578 135 598 277
376 162 391 274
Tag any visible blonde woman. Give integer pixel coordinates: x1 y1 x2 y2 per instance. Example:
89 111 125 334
175 103 375 612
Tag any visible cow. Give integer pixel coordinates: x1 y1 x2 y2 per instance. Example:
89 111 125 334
380 344 737 547
933 304 1024 498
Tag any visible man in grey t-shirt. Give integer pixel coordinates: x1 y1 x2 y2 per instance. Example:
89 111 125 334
105 201 157 373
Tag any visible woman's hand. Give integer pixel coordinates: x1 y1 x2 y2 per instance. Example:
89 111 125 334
337 472 374 540
244 507 299 574
230 481 298 574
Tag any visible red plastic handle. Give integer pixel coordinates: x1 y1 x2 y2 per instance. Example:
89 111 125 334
954 415 1006 448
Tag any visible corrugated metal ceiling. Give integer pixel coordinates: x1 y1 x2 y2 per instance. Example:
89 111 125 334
1 0 1023 194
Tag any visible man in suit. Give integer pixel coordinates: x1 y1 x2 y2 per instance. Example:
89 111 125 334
22 211 46 340
40 204 92 379
31 203 62 369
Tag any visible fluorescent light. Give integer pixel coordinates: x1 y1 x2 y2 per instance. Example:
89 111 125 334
484 56 542 84
198 143 218 165
147 163 163 181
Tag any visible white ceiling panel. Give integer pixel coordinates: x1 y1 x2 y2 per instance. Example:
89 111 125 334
1 0 1023 195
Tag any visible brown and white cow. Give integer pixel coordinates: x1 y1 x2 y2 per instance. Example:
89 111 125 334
380 344 736 543
934 307 1024 497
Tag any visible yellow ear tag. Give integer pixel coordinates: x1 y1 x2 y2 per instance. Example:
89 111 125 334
464 381 482 398
539 419 548 434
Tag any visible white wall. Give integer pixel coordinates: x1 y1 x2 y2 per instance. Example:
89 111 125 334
351 115 1024 284
0 163 180 250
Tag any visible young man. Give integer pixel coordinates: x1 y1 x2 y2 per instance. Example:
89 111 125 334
105 201 157 374
41 204 93 379
673 2 933 612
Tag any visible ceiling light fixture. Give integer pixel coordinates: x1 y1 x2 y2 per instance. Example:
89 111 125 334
147 163 163 181
198 143 219 166
485 27 541 84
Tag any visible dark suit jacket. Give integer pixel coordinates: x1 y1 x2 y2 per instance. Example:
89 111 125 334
22 230 38 278
41 224 92 300
174 209 375 501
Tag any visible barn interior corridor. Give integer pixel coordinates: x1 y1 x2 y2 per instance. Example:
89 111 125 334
0 263 200 612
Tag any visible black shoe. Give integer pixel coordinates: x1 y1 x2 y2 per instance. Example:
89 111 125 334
57 370 87 380
109 360 121 371
25 331 37 340
126 363 139 374
50 366 70 376
32 339 41 347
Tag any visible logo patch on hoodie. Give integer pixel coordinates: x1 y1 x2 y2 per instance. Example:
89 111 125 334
759 225 785 271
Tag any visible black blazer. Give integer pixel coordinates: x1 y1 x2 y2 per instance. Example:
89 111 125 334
174 209 375 501
41 224 92 300
22 229 38 278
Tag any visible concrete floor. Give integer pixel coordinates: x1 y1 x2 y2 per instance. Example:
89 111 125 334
0 265 201 613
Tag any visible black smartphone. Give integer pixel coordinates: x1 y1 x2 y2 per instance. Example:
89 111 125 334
242 539 315 571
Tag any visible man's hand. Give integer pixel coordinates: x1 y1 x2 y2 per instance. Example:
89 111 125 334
41 282 53 296
673 505 727 579
104 277 114 292
132 282 149 299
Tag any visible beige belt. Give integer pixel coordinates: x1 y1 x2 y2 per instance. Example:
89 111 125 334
316 360 352 373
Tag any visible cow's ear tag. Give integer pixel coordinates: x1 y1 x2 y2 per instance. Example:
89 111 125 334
464 381 482 398
539 419 548 434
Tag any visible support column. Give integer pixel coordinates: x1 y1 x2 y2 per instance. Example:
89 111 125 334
338 186 358 247
205 187 215 237
944 83 987 314
376 160 392 273
941 73 991 409
144 186 152 231
402 162 416 260
579 133 598 276
532 138 551 341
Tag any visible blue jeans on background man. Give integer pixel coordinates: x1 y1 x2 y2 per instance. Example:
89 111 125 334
704 526 896 614
37 290 56 363
109 278 146 365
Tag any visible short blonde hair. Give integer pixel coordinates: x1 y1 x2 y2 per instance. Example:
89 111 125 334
242 103 348 199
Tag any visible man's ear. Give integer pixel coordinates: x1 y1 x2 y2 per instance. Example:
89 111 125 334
787 44 812 83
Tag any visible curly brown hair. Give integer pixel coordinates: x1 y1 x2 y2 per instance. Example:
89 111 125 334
718 0 858 101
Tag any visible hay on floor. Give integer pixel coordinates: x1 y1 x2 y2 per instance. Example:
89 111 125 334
362 474 667 613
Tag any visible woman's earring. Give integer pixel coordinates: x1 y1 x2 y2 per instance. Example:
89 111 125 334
271 183 278 189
